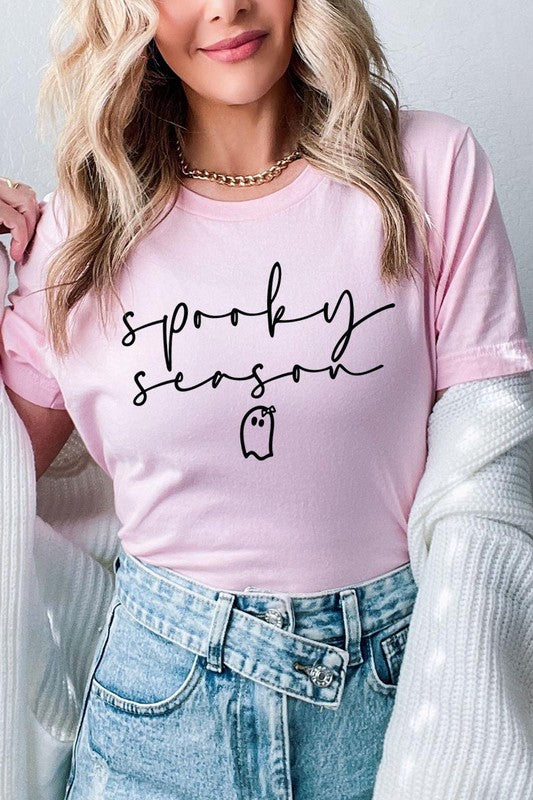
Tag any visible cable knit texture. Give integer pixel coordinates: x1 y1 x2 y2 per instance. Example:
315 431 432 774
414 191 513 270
372 371 533 799
0 362 532 799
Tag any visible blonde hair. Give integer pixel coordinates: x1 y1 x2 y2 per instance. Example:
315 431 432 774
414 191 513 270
38 0 436 358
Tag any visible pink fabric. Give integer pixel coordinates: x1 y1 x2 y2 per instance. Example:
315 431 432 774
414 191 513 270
1 108 532 592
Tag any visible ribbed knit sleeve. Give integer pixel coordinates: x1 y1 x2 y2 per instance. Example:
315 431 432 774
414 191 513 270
1 231 121 799
0 380 36 799
372 373 533 799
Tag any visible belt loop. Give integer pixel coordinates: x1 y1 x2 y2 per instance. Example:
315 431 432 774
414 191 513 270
339 588 363 666
272 592 295 633
205 591 236 673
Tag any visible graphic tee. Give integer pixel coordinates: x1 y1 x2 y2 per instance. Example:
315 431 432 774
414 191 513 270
1 108 532 592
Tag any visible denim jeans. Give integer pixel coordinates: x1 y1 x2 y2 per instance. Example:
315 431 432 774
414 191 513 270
64 546 418 799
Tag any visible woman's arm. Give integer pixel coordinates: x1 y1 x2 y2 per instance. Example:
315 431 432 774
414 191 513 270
3 385 74 480
1 182 74 479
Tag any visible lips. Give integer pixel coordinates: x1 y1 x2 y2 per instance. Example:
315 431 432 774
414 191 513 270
202 30 268 52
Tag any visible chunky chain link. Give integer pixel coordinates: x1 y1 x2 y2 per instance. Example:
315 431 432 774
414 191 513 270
176 136 303 187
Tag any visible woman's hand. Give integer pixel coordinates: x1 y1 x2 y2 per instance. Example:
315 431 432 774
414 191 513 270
0 179 41 263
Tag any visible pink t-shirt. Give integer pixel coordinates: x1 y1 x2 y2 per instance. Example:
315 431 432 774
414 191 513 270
1 108 532 592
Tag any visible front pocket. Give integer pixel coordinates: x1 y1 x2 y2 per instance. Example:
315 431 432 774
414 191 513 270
90 601 203 716
363 612 412 695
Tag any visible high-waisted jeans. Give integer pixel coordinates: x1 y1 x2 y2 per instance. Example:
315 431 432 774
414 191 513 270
64 545 418 800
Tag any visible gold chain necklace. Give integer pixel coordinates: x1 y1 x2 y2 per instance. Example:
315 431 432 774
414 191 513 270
176 135 303 187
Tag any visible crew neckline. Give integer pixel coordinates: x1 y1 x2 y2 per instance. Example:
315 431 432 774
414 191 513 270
173 161 326 221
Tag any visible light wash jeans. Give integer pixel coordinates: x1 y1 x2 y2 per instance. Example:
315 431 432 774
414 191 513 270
64 545 418 799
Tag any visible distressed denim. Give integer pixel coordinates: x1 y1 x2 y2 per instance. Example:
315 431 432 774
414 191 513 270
64 546 418 799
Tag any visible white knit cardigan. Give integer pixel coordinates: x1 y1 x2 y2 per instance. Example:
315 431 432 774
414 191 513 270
1 245 532 796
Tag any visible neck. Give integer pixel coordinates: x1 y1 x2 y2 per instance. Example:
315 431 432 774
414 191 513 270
179 77 302 175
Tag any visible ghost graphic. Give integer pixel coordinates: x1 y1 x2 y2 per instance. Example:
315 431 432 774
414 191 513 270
240 405 276 460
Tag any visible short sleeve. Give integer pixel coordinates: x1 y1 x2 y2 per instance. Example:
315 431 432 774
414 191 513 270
433 126 533 391
0 191 67 410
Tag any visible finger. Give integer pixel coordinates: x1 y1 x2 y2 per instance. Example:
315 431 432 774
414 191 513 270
0 183 40 259
0 200 31 264
0 180 33 202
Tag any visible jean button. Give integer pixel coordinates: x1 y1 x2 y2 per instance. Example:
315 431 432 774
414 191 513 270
261 609 285 628
308 664 335 687
293 661 335 687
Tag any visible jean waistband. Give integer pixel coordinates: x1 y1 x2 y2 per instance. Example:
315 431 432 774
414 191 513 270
111 547 418 710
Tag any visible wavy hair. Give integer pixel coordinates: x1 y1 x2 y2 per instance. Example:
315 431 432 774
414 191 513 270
37 0 436 358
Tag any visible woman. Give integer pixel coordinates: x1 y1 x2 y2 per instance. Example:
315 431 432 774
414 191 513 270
1 0 533 798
